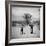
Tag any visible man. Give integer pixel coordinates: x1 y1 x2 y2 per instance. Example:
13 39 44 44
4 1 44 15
24 13 33 34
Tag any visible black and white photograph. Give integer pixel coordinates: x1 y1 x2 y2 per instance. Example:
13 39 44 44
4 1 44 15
11 5 40 39
5 1 45 45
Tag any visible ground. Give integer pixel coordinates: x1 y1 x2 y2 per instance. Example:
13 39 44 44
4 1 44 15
11 24 40 39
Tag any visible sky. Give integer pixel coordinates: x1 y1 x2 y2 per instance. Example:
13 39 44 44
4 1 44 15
12 7 40 21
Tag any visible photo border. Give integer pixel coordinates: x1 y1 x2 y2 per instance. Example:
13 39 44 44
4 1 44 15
5 1 45 46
